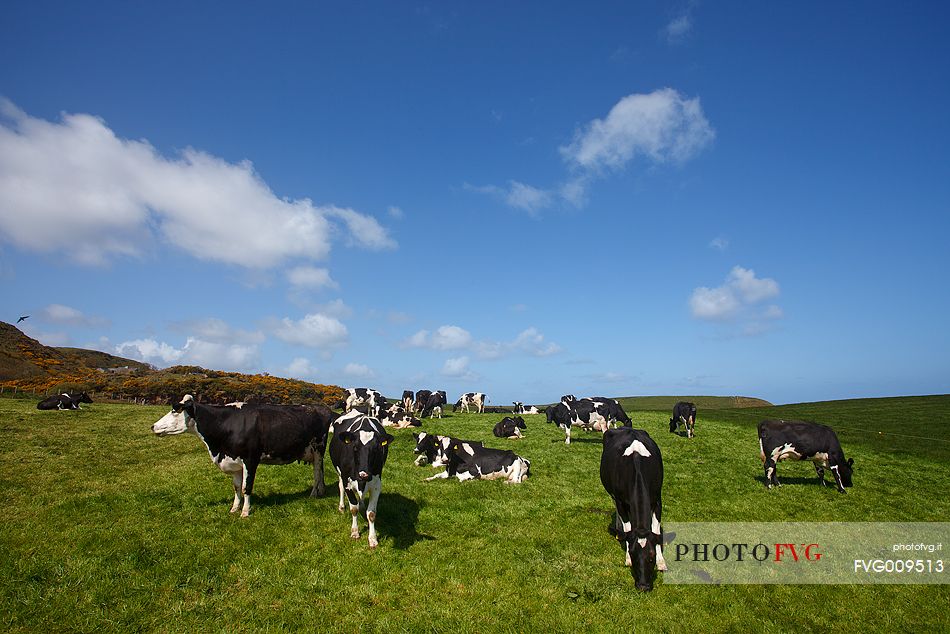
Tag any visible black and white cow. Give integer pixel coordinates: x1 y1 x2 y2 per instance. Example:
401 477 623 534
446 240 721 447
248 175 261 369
381 406 422 429
758 419 854 493
669 401 697 438
152 395 333 517
425 440 530 484
549 395 632 444
329 414 394 548
36 391 93 410
420 390 447 418
413 390 432 415
453 392 486 413
412 432 483 467
513 402 541 415
344 388 384 417
493 416 526 439
600 427 666 592
402 390 415 412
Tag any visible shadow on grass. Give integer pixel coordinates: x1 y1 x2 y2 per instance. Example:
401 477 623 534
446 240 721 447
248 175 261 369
753 475 832 488
550 436 604 444
380 492 434 549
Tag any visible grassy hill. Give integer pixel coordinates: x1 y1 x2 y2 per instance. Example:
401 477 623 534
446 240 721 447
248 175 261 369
615 395 772 411
0 395 946 631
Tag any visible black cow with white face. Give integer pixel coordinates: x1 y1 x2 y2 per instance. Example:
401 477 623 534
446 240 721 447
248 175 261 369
329 414 394 548
493 416 526 439
669 401 697 438
600 427 666 591
37 391 93 410
758 419 854 493
152 395 333 517
425 440 530 484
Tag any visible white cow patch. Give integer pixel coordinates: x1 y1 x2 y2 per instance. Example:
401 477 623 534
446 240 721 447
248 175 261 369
623 440 652 458
812 452 830 467
461 443 476 455
359 431 375 445
771 443 800 462
637 537 647 548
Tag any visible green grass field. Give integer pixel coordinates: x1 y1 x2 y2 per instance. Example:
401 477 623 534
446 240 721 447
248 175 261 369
1 396 948 632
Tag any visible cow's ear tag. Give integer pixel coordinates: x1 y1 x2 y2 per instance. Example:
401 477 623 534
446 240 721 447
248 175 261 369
452 444 459 450
380 439 388 446
344 437 351 444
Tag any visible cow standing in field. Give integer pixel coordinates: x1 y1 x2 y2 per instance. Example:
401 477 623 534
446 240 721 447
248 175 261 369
329 414 393 548
453 392 487 414
419 390 447 418
493 416 526 439
669 401 697 438
152 395 333 517
600 427 666 592
344 388 384 417
758 419 854 493
548 395 632 444
37 392 93 410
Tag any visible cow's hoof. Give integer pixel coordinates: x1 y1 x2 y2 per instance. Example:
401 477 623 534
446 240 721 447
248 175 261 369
350 531 360 540
229 506 240 514
311 487 325 498
838 489 847 495
240 511 250 518
338 505 345 513
368 539 378 549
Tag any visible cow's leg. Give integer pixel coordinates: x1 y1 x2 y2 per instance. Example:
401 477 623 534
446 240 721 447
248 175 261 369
425 470 450 481
348 490 361 539
311 448 326 498
614 502 633 566
814 463 827 486
669 417 677 433
336 469 346 513
563 424 571 445
241 461 258 518
764 457 778 488
687 416 695 438
365 477 382 548
229 472 243 513
652 506 667 571
830 464 847 494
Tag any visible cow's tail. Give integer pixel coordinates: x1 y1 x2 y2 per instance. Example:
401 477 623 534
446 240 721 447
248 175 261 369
758 437 765 463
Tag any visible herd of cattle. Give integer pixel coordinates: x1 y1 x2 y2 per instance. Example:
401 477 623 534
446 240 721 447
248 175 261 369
39 389 855 591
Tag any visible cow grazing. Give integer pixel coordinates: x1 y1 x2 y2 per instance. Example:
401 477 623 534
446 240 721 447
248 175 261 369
548 395 632 444
600 427 666 591
419 390 447 418
493 416 527 439
329 414 394 548
670 401 697 438
152 395 333 517
758 419 854 493
402 390 414 412
344 388 384 417
425 440 530 484
412 432 483 467
453 392 487 414
513 402 541 415
36 392 93 410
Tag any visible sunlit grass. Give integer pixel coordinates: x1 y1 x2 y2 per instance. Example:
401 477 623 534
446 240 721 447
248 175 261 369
0 396 947 631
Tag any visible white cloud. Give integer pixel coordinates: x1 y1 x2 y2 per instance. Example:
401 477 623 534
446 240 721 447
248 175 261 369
464 181 552 215
403 325 472 350
283 357 317 379
387 205 404 219
0 100 395 267
286 266 338 290
114 336 260 371
441 356 477 379
39 304 108 328
690 266 782 331
511 327 562 357
709 236 729 251
343 362 375 379
171 317 264 344
270 313 349 349
560 88 714 172
664 7 694 43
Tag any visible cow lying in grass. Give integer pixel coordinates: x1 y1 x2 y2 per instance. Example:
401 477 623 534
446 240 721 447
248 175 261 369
493 415 526 439
424 439 530 484
37 392 93 410
412 432 482 467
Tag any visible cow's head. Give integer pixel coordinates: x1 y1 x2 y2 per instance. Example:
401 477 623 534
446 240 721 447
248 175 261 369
624 530 660 592
839 457 855 488
337 419 393 481
452 399 463 412
78 392 93 404
561 394 577 406
152 395 196 436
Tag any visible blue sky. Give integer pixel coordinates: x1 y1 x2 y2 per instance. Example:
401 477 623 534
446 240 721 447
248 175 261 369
1 1 948 405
